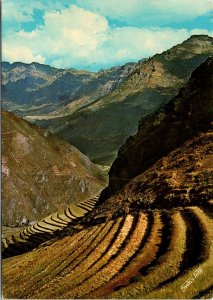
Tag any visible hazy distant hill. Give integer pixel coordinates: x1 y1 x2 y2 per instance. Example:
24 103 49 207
34 35 213 164
2 111 107 226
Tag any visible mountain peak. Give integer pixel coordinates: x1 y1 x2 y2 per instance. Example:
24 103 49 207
183 34 213 46
188 34 213 41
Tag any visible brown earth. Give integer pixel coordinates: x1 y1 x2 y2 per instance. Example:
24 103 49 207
86 131 213 224
2 111 107 226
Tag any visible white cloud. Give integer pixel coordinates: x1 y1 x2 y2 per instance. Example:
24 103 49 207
3 4 213 70
3 45 45 64
2 0 73 23
77 0 213 25
3 0 212 26
190 28 213 35
3 5 109 66
2 0 42 23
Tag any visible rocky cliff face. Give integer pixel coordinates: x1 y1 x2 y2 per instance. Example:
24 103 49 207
89 131 212 223
2 111 107 226
100 56 213 203
37 35 213 164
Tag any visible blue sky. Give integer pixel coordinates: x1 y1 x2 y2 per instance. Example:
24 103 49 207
2 0 213 71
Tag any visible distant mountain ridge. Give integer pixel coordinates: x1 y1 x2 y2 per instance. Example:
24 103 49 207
2 60 137 116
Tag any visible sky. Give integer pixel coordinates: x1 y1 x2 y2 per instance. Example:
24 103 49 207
2 0 213 71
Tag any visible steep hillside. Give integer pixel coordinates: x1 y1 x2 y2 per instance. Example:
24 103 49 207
2 58 213 300
101 56 213 200
88 131 213 222
2 111 107 226
36 35 213 164
2 61 136 117
2 193 100 257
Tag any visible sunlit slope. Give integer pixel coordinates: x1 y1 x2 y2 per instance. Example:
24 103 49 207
2 111 107 226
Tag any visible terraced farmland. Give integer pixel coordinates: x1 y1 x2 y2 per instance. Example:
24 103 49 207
2 205 213 299
2 194 100 258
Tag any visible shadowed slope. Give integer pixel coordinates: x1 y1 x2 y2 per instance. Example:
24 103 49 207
102 55 213 199
89 131 213 221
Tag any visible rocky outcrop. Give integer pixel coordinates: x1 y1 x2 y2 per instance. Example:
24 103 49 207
90 131 213 222
101 56 213 201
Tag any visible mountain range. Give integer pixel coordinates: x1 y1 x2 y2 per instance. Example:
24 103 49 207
2 60 137 117
2 35 213 165
2 34 213 228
